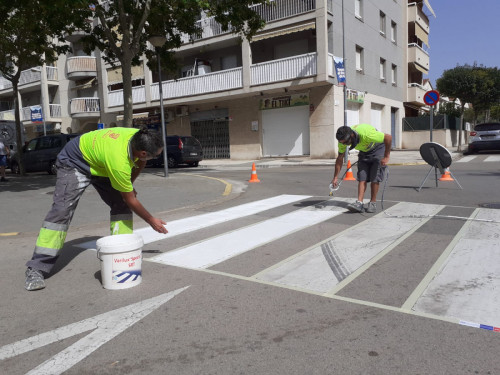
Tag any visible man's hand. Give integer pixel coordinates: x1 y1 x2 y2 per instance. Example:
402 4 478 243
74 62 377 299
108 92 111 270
147 217 168 234
381 156 390 166
332 176 339 188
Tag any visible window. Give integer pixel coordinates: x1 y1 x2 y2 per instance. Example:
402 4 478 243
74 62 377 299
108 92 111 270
356 45 364 72
355 0 363 19
380 58 386 81
380 12 386 36
391 64 397 86
391 21 397 43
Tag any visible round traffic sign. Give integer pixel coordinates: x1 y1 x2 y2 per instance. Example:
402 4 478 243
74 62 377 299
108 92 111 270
424 90 440 106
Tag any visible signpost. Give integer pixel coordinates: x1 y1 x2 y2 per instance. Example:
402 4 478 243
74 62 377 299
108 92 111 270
423 90 440 142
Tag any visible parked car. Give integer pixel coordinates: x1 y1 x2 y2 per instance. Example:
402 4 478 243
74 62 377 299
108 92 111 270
467 122 500 154
148 135 203 168
10 133 80 174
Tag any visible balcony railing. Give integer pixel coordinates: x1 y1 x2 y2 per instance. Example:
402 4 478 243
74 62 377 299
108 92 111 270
181 0 316 43
67 56 97 75
50 104 62 118
408 43 429 72
107 53 322 107
0 66 58 90
407 83 426 105
251 52 317 85
0 109 15 120
408 2 429 33
70 98 100 115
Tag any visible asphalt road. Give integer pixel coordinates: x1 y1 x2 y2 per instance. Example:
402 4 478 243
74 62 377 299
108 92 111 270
1 153 500 375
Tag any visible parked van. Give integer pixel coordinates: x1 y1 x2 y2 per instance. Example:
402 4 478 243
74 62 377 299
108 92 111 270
10 133 79 174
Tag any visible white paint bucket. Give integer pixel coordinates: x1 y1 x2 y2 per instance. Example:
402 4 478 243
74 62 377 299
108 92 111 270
96 234 144 290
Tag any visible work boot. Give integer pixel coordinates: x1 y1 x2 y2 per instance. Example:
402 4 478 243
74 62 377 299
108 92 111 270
365 201 377 213
347 200 363 213
25 267 46 291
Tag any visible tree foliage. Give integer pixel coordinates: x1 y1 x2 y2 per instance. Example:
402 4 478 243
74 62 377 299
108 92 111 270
0 0 91 174
436 64 500 150
82 0 268 127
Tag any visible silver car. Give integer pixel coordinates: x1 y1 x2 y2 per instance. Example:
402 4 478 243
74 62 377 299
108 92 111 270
467 122 500 154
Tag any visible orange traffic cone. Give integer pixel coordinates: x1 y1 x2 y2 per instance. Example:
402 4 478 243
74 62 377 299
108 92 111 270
248 162 260 183
439 167 454 181
344 160 356 181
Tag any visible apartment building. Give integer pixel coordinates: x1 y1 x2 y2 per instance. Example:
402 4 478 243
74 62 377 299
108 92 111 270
0 0 433 159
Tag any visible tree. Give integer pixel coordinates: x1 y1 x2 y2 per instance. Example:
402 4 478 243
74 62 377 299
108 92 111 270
436 64 500 151
83 0 268 127
0 1 91 174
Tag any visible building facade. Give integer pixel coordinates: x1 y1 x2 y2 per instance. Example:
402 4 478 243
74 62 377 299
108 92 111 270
0 0 434 159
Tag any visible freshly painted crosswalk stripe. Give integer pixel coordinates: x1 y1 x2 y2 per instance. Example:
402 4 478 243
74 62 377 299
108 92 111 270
412 208 500 328
149 203 345 269
254 202 443 294
484 155 500 162
456 155 477 163
75 194 311 249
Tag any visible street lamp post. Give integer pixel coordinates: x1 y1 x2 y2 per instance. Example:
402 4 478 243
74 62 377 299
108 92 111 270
148 35 168 178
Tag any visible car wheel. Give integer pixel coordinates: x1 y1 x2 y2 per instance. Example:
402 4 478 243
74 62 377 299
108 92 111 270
10 161 20 174
167 156 177 168
48 161 57 175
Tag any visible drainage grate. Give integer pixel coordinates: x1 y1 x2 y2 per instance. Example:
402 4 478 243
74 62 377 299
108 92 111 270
479 203 500 209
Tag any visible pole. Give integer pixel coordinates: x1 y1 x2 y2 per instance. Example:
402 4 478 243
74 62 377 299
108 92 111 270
430 106 433 142
42 108 46 136
156 48 169 178
341 0 349 164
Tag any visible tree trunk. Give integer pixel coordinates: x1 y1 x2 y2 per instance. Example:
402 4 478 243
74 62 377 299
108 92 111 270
458 105 465 152
13 80 26 175
121 57 134 127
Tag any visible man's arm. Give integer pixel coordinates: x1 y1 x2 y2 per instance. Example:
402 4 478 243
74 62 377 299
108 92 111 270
121 191 168 234
381 133 392 166
331 151 345 187
131 159 146 183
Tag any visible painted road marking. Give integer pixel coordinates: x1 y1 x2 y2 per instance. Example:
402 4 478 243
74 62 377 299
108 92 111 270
411 208 500 328
0 287 188 375
484 155 500 162
75 194 311 249
149 202 345 269
456 155 477 163
254 202 442 294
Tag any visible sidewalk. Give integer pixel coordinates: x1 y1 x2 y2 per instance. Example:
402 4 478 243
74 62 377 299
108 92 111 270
199 148 463 169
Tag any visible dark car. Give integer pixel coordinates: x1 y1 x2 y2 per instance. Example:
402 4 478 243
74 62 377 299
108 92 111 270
148 135 203 168
10 133 80 174
467 122 500 154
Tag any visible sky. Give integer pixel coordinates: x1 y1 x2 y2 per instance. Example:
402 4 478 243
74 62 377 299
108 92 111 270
425 0 500 87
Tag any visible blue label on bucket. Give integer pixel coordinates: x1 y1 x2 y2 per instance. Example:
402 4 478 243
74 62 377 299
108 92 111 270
113 270 142 283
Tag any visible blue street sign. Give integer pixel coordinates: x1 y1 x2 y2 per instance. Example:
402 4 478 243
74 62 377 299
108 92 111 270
424 90 440 106
98 123 104 129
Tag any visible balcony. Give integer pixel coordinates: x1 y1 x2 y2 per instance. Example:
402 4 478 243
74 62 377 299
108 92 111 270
181 0 317 43
408 43 429 73
0 67 58 93
408 3 430 34
70 98 100 118
407 83 426 106
67 57 97 80
107 53 322 107
20 104 62 122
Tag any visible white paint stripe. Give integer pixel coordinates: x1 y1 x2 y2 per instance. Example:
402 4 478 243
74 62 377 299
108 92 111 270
255 202 443 294
484 155 500 162
456 155 477 163
0 287 189 374
411 208 500 328
75 194 311 249
150 204 345 269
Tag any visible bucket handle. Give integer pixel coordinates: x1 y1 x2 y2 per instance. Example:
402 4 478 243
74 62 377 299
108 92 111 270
97 249 102 261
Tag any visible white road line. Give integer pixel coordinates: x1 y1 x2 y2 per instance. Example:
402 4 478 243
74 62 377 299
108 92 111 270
0 287 189 375
410 208 500 328
149 203 345 269
484 155 500 162
456 155 477 163
254 202 443 294
75 194 311 249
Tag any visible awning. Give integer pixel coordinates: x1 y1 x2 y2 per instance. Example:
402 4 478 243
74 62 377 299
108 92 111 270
415 23 429 46
423 0 436 17
413 62 428 74
252 22 315 42
107 65 144 84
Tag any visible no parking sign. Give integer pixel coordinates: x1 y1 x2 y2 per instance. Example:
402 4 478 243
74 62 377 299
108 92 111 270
424 90 440 106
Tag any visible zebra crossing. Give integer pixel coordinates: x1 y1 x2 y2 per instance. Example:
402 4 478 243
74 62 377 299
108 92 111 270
456 154 500 163
143 194 500 331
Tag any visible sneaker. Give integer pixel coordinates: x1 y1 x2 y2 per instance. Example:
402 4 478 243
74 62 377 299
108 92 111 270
0 177 7 182
365 202 377 213
25 267 46 291
347 200 364 213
